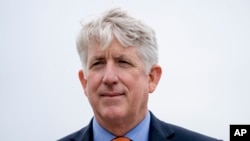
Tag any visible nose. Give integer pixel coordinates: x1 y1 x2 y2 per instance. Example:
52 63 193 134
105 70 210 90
102 62 118 86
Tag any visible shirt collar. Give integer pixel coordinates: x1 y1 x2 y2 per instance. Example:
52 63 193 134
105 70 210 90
93 111 151 141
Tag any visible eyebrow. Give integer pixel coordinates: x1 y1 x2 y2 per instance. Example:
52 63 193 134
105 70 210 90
114 54 134 61
88 53 136 64
87 54 104 64
92 55 105 60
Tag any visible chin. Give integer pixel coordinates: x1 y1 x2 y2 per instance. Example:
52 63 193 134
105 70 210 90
101 107 127 120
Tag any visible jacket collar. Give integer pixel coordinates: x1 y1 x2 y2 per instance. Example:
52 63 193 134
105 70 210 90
78 112 175 141
149 112 175 141
77 119 93 141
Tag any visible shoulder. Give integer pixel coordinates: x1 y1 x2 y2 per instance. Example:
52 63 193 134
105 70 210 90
57 120 93 141
57 126 88 141
164 122 221 141
149 112 222 141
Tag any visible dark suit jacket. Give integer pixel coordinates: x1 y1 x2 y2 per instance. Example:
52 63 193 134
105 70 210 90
58 112 222 141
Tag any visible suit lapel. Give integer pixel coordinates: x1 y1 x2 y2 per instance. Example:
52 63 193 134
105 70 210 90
76 119 94 141
149 112 175 141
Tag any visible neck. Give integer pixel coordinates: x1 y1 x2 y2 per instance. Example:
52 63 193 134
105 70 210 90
95 110 148 136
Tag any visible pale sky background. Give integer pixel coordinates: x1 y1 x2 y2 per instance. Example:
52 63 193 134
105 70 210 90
1 0 250 141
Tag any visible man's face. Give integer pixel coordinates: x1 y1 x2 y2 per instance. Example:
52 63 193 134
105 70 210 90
79 39 160 124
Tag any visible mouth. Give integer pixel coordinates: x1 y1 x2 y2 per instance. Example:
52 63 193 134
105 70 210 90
100 93 125 98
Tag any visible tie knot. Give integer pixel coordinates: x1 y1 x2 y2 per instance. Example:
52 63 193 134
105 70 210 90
111 136 131 141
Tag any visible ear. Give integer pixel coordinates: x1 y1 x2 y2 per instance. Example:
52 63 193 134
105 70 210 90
148 65 162 93
78 70 87 91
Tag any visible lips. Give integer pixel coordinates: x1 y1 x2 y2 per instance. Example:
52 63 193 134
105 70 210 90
100 92 124 97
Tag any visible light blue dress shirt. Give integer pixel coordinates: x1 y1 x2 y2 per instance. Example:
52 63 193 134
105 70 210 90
93 111 151 141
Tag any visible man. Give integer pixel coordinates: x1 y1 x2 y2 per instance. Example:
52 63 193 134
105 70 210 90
59 8 222 141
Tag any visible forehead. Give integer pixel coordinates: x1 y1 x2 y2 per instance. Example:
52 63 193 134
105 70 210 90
87 39 140 59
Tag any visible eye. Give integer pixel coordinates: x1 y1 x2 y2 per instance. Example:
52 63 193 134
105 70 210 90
90 60 105 68
119 60 129 64
93 61 101 65
118 60 133 67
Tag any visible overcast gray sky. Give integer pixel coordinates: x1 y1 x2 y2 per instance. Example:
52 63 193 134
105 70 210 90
1 0 250 140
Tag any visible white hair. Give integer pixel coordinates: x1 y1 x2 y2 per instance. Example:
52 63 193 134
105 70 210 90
77 8 158 74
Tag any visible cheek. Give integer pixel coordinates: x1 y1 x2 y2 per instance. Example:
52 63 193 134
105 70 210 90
123 74 149 96
122 69 148 84
87 73 102 89
84 74 102 99
130 80 149 111
133 72 149 88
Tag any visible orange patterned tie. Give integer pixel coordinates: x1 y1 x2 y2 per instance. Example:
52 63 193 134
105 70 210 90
111 136 131 141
